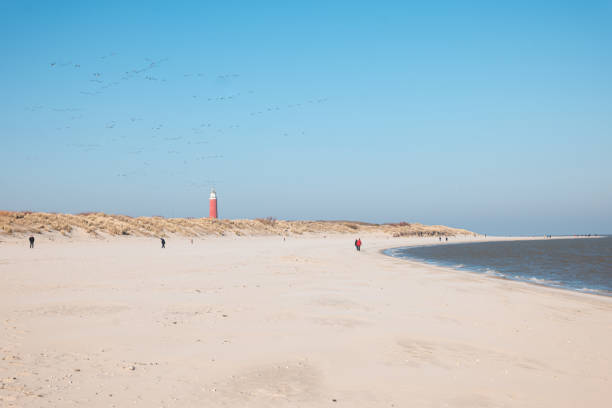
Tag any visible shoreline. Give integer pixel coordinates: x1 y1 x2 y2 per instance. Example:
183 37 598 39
381 235 611 298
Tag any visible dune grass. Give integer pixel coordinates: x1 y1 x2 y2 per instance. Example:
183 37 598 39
0 211 475 238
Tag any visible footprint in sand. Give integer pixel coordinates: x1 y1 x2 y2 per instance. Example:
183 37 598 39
201 361 323 404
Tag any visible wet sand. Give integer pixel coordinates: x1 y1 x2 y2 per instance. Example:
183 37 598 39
1 234 611 407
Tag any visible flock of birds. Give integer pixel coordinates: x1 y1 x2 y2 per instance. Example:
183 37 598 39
24 52 329 189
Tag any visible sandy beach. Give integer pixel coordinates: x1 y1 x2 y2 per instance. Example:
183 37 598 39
1 234 611 407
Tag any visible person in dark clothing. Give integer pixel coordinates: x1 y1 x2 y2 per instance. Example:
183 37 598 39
29 236 35 248
354 239 358 250
161 238 166 248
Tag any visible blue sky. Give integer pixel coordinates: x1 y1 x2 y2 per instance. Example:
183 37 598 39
1 1 611 235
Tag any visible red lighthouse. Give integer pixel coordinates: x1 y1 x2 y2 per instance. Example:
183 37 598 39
209 188 218 219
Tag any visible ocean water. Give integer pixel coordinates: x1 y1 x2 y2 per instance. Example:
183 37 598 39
385 237 612 296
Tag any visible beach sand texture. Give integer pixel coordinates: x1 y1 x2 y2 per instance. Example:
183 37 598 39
1 234 611 407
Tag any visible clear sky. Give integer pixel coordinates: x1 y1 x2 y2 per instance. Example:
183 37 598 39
1 1 611 235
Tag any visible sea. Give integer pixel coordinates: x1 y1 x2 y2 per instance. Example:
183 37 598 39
385 236 612 296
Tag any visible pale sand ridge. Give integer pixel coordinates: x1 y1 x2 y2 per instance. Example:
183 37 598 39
0 211 473 238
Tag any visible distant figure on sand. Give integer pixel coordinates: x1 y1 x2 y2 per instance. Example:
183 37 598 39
445 237 448 242
439 237 442 242
356 238 362 251
29 236 35 248
161 238 165 249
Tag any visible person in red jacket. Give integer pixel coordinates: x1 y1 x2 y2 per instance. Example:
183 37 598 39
356 238 362 251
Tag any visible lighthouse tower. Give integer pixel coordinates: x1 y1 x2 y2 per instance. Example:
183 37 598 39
209 188 218 219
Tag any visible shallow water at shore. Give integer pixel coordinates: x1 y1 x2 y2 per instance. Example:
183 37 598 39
386 236 612 296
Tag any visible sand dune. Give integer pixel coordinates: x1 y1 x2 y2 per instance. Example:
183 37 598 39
0 211 474 239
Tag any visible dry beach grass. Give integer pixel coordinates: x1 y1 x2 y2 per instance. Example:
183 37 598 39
0 211 474 239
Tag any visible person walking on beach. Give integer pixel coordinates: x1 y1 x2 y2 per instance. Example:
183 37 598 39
356 238 362 251
160 237 166 249
28 236 35 248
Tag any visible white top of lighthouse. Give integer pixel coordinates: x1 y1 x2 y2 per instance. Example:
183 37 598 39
209 188 217 200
